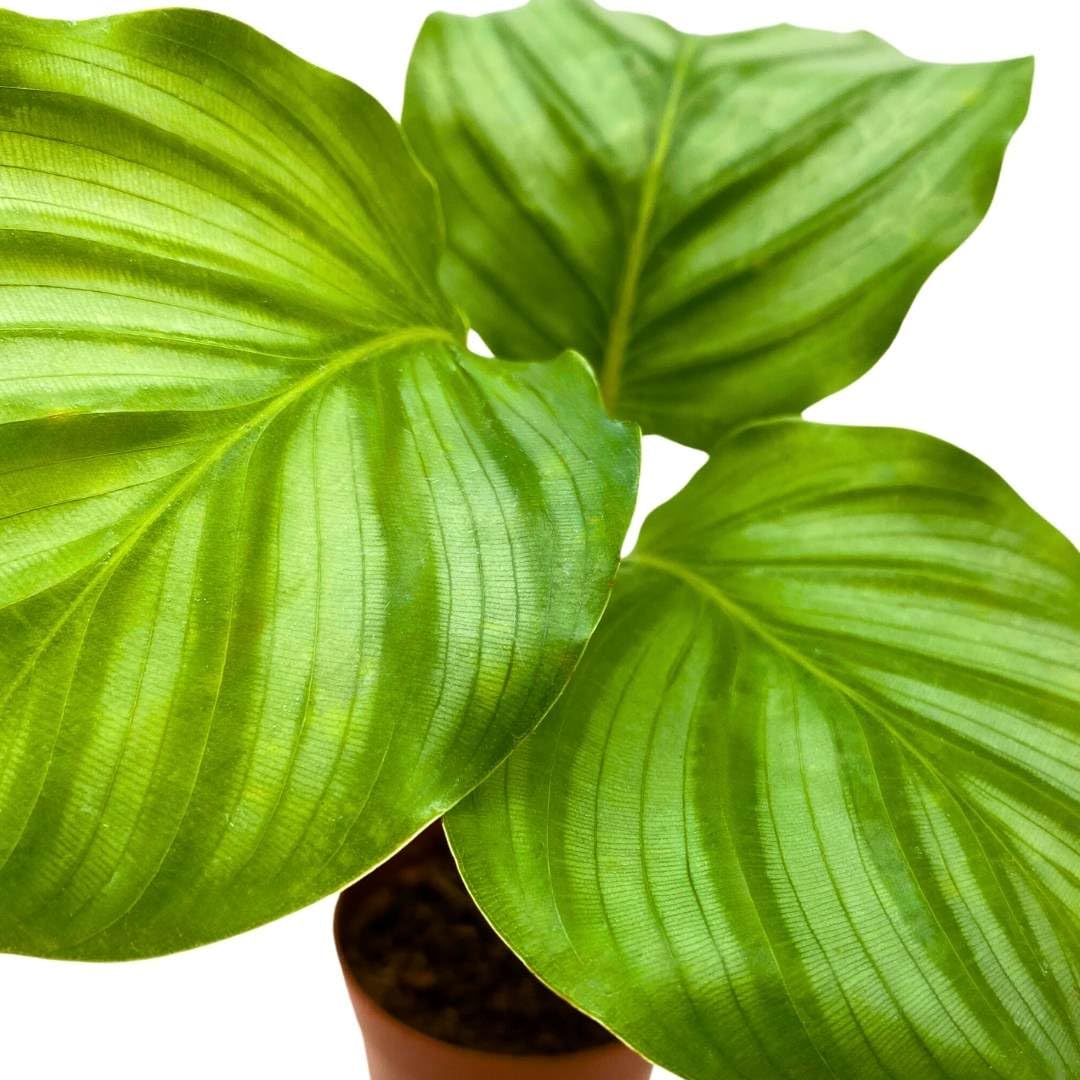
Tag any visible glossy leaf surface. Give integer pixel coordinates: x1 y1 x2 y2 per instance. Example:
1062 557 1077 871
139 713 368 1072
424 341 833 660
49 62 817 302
0 9 637 958
405 0 1032 447
448 421 1080 1079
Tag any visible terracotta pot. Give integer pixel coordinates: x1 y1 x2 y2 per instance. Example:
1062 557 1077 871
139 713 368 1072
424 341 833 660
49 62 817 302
333 827 654 1080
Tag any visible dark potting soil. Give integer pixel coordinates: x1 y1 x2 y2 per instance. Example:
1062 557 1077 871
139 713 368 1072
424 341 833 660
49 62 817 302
338 827 614 1055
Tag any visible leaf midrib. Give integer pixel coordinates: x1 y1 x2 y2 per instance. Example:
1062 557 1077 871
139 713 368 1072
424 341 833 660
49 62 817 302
0 324 456 713
627 550 1077 939
630 550 900 711
628 550 1080 1069
599 38 697 411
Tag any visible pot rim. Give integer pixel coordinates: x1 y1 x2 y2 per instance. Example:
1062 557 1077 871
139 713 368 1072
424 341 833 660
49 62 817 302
332 887 634 1066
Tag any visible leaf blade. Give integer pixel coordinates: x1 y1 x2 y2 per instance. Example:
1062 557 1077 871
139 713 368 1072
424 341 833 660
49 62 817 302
0 9 638 958
404 0 1032 446
447 421 1080 1079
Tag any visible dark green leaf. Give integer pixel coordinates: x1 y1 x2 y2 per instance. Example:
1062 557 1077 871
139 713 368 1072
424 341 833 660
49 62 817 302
404 0 1032 447
0 8 637 959
448 420 1079 1079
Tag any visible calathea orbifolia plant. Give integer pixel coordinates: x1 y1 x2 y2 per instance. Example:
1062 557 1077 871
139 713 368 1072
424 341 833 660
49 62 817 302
0 1 1076 1079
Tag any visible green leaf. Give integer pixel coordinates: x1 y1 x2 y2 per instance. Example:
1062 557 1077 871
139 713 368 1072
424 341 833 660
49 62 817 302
403 0 1033 448
0 8 637 959
447 420 1080 1079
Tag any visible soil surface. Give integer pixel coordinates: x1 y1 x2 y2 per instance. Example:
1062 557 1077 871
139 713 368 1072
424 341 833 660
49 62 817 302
338 826 613 1055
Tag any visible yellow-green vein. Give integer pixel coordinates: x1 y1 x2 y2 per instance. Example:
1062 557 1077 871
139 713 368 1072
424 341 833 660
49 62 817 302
599 38 697 410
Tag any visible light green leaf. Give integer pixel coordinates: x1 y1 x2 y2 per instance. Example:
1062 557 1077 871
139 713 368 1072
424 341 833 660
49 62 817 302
404 0 1033 448
0 8 637 959
448 421 1080 1079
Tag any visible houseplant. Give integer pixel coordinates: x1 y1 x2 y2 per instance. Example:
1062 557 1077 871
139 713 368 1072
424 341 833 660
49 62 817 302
0 2 1076 1078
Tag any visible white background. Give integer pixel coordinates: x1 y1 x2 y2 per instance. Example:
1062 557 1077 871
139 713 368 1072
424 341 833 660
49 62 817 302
1 1 1076 1077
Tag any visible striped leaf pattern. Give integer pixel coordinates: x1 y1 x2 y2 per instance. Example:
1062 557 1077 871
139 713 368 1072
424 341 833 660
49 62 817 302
404 0 1033 448
447 421 1080 1079
0 9 638 958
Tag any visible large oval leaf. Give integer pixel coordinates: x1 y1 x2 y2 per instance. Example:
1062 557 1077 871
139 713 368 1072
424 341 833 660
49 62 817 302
0 9 638 959
448 421 1080 1079
404 0 1032 448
